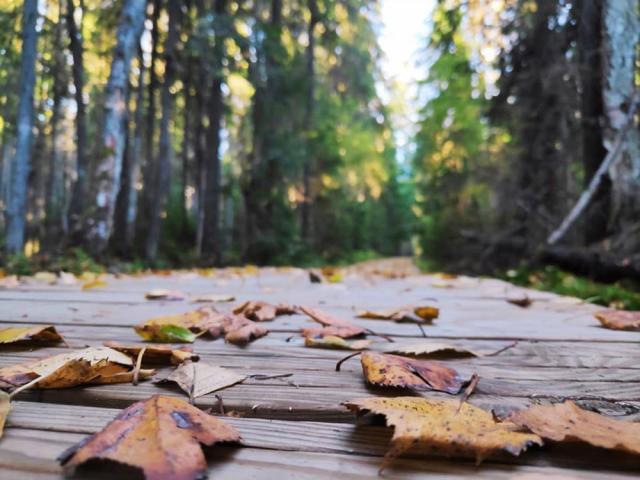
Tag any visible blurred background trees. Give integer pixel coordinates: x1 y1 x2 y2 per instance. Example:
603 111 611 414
0 0 638 281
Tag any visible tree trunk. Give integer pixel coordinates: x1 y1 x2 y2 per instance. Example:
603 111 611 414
66 0 89 239
87 0 146 255
5 0 39 255
145 1 183 260
603 0 640 252
46 9 67 247
577 0 610 244
200 0 228 263
301 0 318 244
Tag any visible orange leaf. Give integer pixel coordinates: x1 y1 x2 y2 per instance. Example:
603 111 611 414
59 395 240 480
299 306 366 338
509 401 640 454
344 397 541 471
595 310 640 331
360 351 470 394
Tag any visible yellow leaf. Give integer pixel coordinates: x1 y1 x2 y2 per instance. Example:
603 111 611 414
82 279 107 290
0 325 64 345
344 397 541 471
304 335 372 350
0 391 9 440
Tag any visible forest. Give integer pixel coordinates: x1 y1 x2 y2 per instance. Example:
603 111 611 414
0 0 638 285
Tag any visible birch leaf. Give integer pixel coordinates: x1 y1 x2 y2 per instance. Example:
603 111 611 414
509 401 640 454
0 325 64 345
159 361 246 399
59 395 240 480
344 397 541 472
360 351 469 394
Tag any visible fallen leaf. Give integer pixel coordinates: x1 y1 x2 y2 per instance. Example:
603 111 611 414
58 272 78 285
385 340 516 359
308 269 322 283
82 279 107 290
0 325 64 345
233 301 297 322
299 306 366 338
506 295 532 308
159 361 246 399
344 397 541 471
190 293 235 303
0 276 20 289
359 351 470 394
509 401 640 455
145 289 185 301
304 335 372 351
0 347 155 393
0 391 9 439
59 395 240 480
358 306 439 324
103 341 198 365
595 310 640 331
33 271 57 284
136 308 268 345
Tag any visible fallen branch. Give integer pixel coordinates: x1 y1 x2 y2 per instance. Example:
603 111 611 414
547 92 639 245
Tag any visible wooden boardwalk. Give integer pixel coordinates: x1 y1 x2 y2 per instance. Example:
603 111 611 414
1 260 639 479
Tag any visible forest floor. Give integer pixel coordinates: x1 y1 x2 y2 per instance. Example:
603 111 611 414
1 258 640 478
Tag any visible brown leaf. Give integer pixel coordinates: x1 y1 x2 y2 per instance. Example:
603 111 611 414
308 269 322 283
233 301 297 322
595 310 640 331
509 401 640 455
0 347 155 393
358 306 439 324
144 289 186 301
304 335 372 351
103 341 198 365
158 361 246 399
506 296 532 308
0 391 9 440
385 340 516 359
360 351 469 394
0 325 64 345
224 319 268 345
59 395 240 480
344 397 541 471
299 306 366 338
190 293 235 303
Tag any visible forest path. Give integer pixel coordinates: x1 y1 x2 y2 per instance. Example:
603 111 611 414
1 259 639 478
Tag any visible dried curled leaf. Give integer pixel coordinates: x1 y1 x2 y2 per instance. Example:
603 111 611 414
103 341 198 365
144 289 185 301
595 310 640 331
82 279 107 290
0 347 155 393
506 296 532 308
299 306 366 338
385 341 516 359
159 361 246 399
233 301 297 322
59 395 241 480
0 325 64 345
304 335 372 351
509 401 640 455
344 397 541 471
360 351 469 394
358 306 439 324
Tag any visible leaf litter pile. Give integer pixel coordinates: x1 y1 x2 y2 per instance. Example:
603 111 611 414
1 266 639 478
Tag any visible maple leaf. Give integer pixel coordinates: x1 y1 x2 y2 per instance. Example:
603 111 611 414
358 306 439 324
158 361 246 400
344 397 541 472
144 289 186 301
509 401 640 455
103 341 198 365
304 335 372 351
595 310 640 331
233 301 297 322
59 395 241 480
0 347 155 393
299 306 366 338
0 325 64 345
385 340 516 359
359 351 470 394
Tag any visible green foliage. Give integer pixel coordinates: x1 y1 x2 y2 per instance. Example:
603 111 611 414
4 254 32 276
505 265 640 310
48 248 105 275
